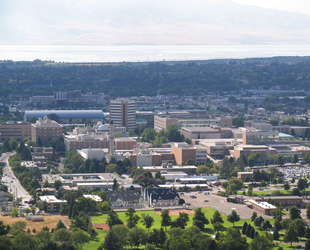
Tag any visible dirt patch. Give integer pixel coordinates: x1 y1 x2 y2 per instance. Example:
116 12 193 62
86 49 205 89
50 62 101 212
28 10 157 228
93 223 109 230
0 214 71 232
155 209 195 216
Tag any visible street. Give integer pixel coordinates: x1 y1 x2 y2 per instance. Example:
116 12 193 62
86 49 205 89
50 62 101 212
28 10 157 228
0 152 32 206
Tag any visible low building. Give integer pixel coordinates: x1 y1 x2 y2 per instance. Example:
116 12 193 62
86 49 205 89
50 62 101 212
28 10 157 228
180 127 221 140
42 173 122 187
32 147 53 161
39 195 67 212
143 164 197 174
108 190 144 208
0 122 31 140
83 194 102 203
143 188 180 207
246 199 277 215
237 172 254 181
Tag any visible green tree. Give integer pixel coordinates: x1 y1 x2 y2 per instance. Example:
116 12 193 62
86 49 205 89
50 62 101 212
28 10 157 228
242 222 248 235
35 230 52 249
306 239 310 250
292 154 299 164
304 152 310 165
107 210 123 229
13 231 37 250
52 228 71 244
101 229 122 250
29 116 38 123
305 227 310 239
111 224 129 247
128 227 148 249
218 228 248 250
98 201 111 214
70 229 90 250
284 181 290 190
125 208 140 228
297 178 307 190
249 234 273 250
273 229 280 240
193 207 209 231
11 207 18 218
128 129 134 137
283 226 299 247
141 213 154 231
161 210 172 230
227 210 240 226
53 180 62 190
290 206 302 220
251 212 257 222
112 178 119 191
55 219 66 231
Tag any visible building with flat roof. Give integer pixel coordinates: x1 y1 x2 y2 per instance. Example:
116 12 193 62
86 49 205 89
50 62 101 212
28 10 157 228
31 117 63 146
39 195 67 212
246 199 276 215
241 128 279 145
181 127 220 140
143 164 197 174
42 173 122 187
237 171 254 181
171 142 207 165
0 122 31 141
230 144 276 162
110 99 136 130
24 110 104 123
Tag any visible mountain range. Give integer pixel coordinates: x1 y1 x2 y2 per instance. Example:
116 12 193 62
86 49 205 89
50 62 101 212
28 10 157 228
1 0 310 45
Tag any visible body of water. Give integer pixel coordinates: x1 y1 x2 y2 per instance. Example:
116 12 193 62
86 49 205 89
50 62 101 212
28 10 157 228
1 44 310 63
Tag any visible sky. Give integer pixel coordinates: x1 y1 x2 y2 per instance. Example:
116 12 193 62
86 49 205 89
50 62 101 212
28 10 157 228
233 0 310 16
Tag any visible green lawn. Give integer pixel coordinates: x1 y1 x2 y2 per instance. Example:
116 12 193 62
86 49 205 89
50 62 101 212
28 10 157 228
86 207 304 250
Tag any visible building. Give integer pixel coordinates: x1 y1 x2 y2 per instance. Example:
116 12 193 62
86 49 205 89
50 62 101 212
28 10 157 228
24 110 104 123
42 173 122 187
246 199 277 215
154 115 178 132
110 99 136 130
32 147 53 161
31 117 63 146
39 195 67 212
171 142 207 165
230 144 276 162
142 188 180 207
108 190 144 208
143 164 197 174
180 127 220 140
237 172 254 181
0 122 31 140
242 128 279 145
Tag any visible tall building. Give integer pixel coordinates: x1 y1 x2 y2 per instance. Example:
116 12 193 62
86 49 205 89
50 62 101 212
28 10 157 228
31 117 63 146
110 99 136 130
0 122 31 140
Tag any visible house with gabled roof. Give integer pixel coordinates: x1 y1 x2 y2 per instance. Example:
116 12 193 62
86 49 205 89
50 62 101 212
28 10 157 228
108 190 144 208
143 188 180 207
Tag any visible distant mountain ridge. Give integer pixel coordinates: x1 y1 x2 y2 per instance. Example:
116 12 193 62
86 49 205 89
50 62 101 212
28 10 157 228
1 0 310 45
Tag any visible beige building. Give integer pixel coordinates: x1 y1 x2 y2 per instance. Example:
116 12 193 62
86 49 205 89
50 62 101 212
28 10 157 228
110 99 136 130
0 122 31 140
181 127 221 140
230 144 276 162
242 128 279 145
154 115 178 132
39 195 67 212
31 117 63 146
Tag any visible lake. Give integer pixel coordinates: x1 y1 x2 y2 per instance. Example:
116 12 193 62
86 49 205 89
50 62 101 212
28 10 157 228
1 44 310 63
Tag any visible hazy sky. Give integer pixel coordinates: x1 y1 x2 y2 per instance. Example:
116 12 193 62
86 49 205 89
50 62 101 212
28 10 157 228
233 0 310 16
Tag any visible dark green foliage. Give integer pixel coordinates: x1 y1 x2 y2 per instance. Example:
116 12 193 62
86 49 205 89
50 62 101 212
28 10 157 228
161 210 172 230
250 227 255 239
274 229 280 240
102 229 122 250
227 210 240 226
251 212 257 221
289 206 302 220
246 224 252 237
254 216 264 227
242 222 248 235
193 208 209 231
125 208 140 228
107 210 123 229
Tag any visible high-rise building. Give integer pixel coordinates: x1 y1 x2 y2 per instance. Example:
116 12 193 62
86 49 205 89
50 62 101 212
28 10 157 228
31 116 63 146
109 99 136 130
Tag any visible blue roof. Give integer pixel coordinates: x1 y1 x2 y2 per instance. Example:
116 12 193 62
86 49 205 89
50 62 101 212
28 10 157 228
24 110 104 119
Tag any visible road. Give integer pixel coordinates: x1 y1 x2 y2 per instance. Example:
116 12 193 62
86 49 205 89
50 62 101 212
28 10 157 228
0 152 32 206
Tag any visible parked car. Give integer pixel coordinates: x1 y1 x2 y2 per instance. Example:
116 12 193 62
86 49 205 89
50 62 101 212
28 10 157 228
204 200 209 202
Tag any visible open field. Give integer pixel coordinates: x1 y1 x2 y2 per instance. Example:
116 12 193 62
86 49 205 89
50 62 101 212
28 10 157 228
0 215 66 232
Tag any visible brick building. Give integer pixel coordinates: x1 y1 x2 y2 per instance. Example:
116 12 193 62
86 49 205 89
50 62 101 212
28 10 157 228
0 122 31 140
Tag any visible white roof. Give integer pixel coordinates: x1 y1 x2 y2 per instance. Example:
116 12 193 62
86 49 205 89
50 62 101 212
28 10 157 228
83 194 102 202
39 195 67 203
247 199 276 209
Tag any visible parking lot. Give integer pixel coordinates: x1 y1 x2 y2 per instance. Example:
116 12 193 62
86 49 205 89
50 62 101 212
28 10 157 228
182 192 272 219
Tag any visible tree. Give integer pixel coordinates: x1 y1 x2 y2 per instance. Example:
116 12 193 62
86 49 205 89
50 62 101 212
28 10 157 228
218 228 248 250
55 219 66 231
112 178 119 191
101 229 122 250
272 177 278 185
70 229 90 250
249 234 273 250
251 212 257 222
242 222 248 235
128 227 148 249
292 188 301 196
155 170 161 179
304 152 310 165
246 224 252 237
125 208 140 228
290 206 302 220
128 129 134 137
47 113 61 123
193 207 209 231
227 210 240 226
98 201 111 214
306 239 310 250
3 140 11 152
250 227 255 239
35 230 52 249
107 210 123 229
296 224 305 240
297 178 307 191
29 116 38 123
111 224 129 247
283 226 299 247
261 220 272 231
13 231 37 250
305 227 310 238
11 207 18 218
52 228 71 244
307 204 310 220
273 229 280 240
284 181 290 190
141 213 154 231
226 178 243 194
53 180 62 190
292 154 299 164
213 221 224 233
161 210 172 230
